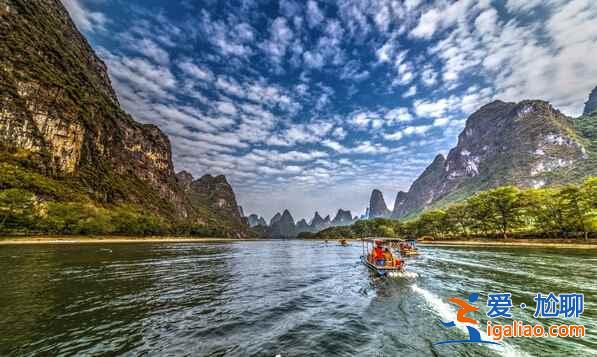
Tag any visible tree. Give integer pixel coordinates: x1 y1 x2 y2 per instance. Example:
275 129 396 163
417 210 448 239
474 186 523 239
445 203 472 238
0 189 36 231
377 225 395 237
466 194 493 236
43 202 87 233
559 179 597 239
352 219 373 237
520 188 566 235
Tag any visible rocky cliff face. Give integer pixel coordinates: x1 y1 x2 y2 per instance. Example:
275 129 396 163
392 154 445 218
295 218 310 232
270 212 282 226
584 86 597 115
391 191 408 218
177 172 248 237
268 209 295 238
332 209 353 226
368 189 391 218
0 0 248 236
310 211 326 230
247 214 267 227
392 99 591 218
0 0 190 216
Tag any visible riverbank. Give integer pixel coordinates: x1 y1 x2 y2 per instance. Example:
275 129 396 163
0 236 259 245
419 238 597 249
2 236 596 249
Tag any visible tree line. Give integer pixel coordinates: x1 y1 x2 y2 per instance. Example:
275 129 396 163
0 189 232 237
303 177 597 240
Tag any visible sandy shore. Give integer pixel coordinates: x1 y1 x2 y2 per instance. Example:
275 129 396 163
418 239 597 249
1 236 596 249
0 236 258 245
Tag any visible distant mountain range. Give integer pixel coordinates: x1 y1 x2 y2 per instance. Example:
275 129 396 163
366 88 597 220
246 208 357 238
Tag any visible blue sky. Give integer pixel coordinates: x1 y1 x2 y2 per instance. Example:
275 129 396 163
63 0 597 221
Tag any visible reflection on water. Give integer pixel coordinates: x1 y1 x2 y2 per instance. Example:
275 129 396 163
0 241 595 356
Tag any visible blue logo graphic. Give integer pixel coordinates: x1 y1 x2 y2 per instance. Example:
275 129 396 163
435 293 499 345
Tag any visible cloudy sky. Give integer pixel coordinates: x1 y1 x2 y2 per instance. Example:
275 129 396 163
63 0 597 222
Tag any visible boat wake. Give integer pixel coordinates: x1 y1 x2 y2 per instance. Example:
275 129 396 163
411 284 528 357
388 271 418 279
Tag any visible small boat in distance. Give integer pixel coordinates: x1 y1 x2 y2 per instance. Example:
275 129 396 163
360 238 405 277
400 240 421 256
339 239 349 246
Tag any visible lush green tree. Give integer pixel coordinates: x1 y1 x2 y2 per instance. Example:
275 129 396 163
558 179 597 239
75 207 114 235
472 186 523 238
581 177 597 236
465 194 493 236
42 202 86 233
352 219 373 237
520 188 566 235
444 203 473 238
0 188 36 231
377 225 395 237
416 210 448 239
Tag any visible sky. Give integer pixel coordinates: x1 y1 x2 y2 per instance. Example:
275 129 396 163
62 0 597 222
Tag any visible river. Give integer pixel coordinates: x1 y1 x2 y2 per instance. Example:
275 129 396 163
0 241 595 356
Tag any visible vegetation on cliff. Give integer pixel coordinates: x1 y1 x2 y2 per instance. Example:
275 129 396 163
304 177 597 240
0 0 248 237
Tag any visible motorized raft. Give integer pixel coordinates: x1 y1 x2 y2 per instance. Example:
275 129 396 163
360 238 405 277
399 239 421 256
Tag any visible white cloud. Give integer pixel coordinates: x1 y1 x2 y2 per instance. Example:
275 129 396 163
215 77 244 97
131 38 170 65
178 61 214 82
303 50 325 69
350 111 379 128
385 123 433 141
474 8 498 35
393 62 414 86
199 11 253 58
307 0 325 28
384 108 413 124
413 98 453 118
410 0 477 39
62 0 107 33
376 41 395 63
216 101 237 116
402 124 432 135
266 120 333 147
410 8 441 39
352 141 390 154
403 85 417 98
322 139 348 153
383 131 403 141
433 118 449 127
505 0 543 13
420 64 438 87
261 17 294 63
332 127 347 139
101 52 176 99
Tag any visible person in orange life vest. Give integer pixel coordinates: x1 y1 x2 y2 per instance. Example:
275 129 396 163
383 248 394 266
373 242 385 265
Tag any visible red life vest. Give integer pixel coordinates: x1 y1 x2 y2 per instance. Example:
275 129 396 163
373 246 384 259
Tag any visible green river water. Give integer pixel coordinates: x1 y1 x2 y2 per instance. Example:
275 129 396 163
0 240 595 356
